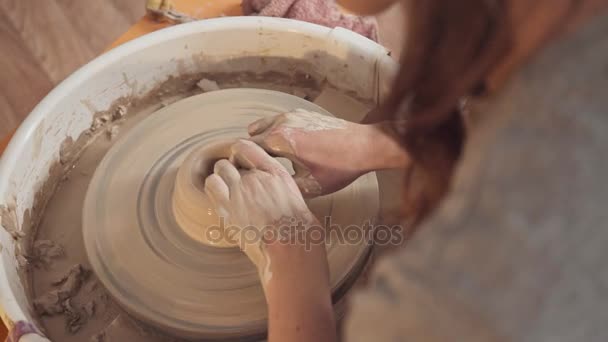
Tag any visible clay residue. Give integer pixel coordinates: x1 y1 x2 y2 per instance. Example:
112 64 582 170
0 202 24 241
196 78 220 92
34 264 89 315
197 70 322 99
105 125 120 141
0 202 29 268
29 240 64 269
32 263 115 336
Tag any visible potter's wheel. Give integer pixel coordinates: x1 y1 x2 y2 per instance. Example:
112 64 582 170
83 89 379 340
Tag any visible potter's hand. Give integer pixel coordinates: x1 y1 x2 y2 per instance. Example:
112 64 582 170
206 139 336 342
203 140 318 279
249 109 409 197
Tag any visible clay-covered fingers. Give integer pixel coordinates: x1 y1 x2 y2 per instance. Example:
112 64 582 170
248 116 277 136
204 174 229 209
230 140 289 177
213 159 241 187
247 115 291 158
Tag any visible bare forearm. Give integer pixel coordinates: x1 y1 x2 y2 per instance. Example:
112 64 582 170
267 282 336 342
264 242 337 342
361 121 409 171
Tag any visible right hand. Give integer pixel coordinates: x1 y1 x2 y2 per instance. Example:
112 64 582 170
249 109 375 197
204 140 320 284
206 141 336 342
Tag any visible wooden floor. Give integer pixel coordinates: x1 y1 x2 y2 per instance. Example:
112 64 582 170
0 0 145 139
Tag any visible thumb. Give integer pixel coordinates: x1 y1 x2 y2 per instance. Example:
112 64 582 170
230 140 288 176
248 116 276 136
294 172 323 198
204 174 230 209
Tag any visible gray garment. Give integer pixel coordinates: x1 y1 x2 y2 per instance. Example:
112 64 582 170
346 13 608 342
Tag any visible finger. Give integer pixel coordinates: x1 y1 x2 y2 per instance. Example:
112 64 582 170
204 174 230 206
248 133 266 148
230 139 288 176
248 116 276 136
213 159 241 186
241 170 276 209
249 132 295 159
294 176 323 198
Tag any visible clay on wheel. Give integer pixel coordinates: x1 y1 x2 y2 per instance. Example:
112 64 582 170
83 89 379 340
172 139 237 247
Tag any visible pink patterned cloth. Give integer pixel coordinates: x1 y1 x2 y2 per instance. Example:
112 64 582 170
242 0 378 41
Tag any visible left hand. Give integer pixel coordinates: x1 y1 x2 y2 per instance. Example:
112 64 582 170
248 109 410 198
249 109 374 197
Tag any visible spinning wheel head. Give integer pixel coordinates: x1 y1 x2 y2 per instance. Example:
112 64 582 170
83 89 378 339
